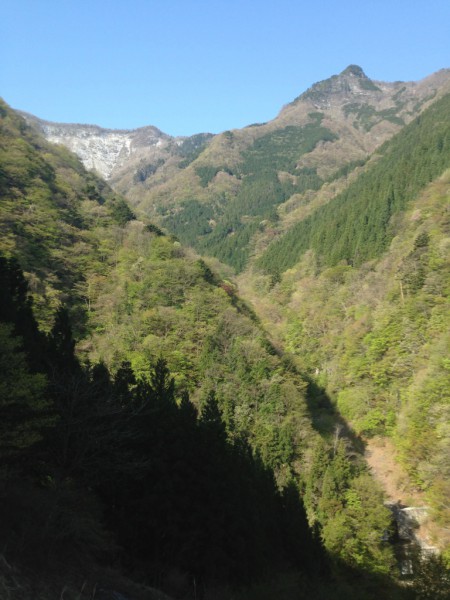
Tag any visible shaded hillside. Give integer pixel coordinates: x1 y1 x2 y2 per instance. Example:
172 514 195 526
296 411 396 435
0 253 328 597
0 98 325 597
0 98 315 473
0 100 420 597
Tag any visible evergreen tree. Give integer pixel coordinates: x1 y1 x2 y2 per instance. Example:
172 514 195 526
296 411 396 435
150 357 175 405
113 360 136 406
46 307 80 375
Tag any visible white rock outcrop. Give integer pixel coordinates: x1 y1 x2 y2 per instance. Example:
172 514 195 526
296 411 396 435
39 122 171 180
19 114 176 181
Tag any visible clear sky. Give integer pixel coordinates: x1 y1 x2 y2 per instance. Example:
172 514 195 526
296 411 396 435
1 0 449 136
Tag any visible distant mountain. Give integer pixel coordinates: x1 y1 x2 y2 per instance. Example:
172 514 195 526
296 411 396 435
258 91 450 274
23 65 450 271
20 111 214 186
151 65 450 270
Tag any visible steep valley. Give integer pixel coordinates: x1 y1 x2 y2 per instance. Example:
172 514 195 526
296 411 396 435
2 64 450 598
237 167 450 550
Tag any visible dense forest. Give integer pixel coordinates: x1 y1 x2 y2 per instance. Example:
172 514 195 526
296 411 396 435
0 254 325 593
257 93 450 275
1 92 450 600
247 168 450 543
246 95 450 540
161 116 337 271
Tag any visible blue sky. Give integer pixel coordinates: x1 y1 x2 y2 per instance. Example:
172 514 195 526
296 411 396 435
1 0 449 136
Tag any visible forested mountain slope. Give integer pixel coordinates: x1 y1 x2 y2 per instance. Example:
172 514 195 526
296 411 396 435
241 127 450 555
257 91 450 274
0 97 313 473
1 101 425 597
24 67 450 273
237 89 450 555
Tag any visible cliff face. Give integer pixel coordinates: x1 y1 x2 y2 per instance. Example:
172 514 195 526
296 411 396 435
19 117 173 180
43 124 136 179
19 114 214 185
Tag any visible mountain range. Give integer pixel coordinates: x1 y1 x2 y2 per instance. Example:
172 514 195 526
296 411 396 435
22 65 450 184
2 64 450 598
21 65 450 272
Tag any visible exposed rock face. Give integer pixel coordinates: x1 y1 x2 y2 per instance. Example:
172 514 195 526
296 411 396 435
289 64 450 110
296 64 383 109
386 503 440 576
387 502 439 554
366 439 442 558
41 124 142 179
20 113 214 184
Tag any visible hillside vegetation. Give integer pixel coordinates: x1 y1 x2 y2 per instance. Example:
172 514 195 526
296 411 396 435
257 93 450 274
161 116 336 271
2 66 450 597
115 66 450 276
0 100 426 598
242 95 450 543
243 156 450 553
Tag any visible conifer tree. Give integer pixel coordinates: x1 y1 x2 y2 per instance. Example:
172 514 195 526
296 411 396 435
47 307 80 375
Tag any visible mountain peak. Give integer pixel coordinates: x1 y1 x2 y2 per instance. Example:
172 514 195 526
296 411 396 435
297 65 381 106
340 64 367 78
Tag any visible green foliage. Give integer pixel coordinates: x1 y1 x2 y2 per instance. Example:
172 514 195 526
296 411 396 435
145 222 164 236
0 98 433 595
303 438 395 574
327 158 367 182
133 158 164 183
195 164 221 186
410 552 450 599
162 120 333 272
0 323 46 459
83 219 312 477
0 98 135 331
239 121 337 176
343 103 404 131
175 132 214 168
107 197 136 225
195 164 233 187
252 166 450 545
258 92 450 275
163 197 215 246
0 260 325 588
